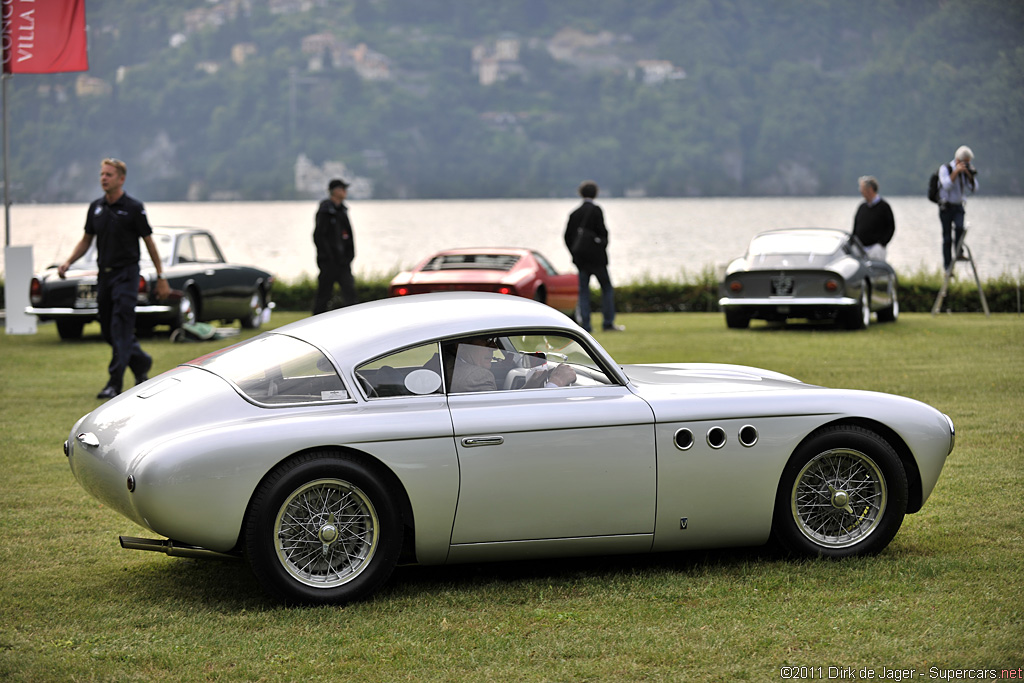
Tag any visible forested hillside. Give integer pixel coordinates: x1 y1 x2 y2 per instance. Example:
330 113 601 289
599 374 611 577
6 0 1022 201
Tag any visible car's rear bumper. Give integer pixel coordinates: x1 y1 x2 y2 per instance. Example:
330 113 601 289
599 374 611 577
26 305 175 318
719 297 857 308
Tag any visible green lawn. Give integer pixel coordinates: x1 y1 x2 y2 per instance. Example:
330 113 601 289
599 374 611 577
1 312 1021 681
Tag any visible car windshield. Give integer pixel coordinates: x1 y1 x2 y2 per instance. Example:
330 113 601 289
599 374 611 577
749 232 844 256
187 334 349 405
77 233 173 269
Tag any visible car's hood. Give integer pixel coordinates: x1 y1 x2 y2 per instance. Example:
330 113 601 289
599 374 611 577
623 362 826 422
623 363 806 393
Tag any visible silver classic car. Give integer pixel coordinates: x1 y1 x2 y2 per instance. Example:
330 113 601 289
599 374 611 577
66 293 953 605
719 228 898 329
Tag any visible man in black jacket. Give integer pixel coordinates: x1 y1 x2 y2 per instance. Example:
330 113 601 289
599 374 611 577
563 180 623 332
852 175 895 261
312 178 358 314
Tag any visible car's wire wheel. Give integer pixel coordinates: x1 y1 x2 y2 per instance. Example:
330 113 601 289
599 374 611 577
274 478 379 588
790 448 886 548
245 452 402 604
241 289 265 329
177 288 198 328
772 425 907 558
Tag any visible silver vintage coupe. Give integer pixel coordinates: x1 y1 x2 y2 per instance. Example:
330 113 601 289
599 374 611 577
719 228 898 329
66 292 953 605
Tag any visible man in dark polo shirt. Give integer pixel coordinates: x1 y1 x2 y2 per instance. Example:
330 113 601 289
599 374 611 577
58 158 170 399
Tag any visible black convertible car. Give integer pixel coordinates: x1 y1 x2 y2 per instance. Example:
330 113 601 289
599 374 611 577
718 228 898 330
27 227 274 340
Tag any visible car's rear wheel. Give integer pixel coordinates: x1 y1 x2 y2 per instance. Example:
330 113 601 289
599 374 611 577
240 287 266 329
56 319 86 340
244 451 402 605
725 309 751 329
772 425 907 558
841 284 870 330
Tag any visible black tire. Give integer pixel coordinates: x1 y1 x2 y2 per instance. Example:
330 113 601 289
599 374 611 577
55 319 86 340
725 309 751 329
877 283 899 323
772 425 907 558
244 451 402 605
841 284 870 330
533 286 547 305
240 288 266 329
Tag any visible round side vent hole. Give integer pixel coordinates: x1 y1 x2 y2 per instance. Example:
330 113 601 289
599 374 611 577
739 425 759 447
707 426 727 449
674 428 694 450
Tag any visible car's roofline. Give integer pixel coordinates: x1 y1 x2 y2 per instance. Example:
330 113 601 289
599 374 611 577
269 292 626 382
752 227 850 238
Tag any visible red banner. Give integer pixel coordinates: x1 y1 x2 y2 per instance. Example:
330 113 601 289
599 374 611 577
2 0 88 74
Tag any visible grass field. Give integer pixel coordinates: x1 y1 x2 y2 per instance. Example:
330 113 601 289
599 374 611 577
1 311 1022 681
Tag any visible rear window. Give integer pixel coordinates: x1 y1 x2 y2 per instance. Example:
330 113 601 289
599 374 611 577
423 254 520 271
749 232 844 256
187 335 349 406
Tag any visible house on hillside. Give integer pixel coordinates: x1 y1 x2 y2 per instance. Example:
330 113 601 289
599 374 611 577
471 34 524 86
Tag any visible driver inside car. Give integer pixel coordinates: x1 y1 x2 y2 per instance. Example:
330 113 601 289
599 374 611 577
448 336 575 393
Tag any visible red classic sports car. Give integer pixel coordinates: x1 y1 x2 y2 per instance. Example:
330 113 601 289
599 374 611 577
389 247 578 314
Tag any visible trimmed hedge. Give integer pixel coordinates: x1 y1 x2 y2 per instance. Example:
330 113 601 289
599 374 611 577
3 272 1020 315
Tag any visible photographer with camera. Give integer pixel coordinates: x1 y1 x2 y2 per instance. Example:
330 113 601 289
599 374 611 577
938 145 978 271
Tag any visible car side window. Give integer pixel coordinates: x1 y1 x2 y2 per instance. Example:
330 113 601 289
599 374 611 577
188 335 349 406
443 332 614 394
192 234 224 263
356 343 444 398
176 237 196 264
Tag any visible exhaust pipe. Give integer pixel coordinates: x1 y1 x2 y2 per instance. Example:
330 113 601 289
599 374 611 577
119 536 239 561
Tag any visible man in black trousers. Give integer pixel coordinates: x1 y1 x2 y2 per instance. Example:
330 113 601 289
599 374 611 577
564 180 623 332
58 158 170 400
312 178 358 314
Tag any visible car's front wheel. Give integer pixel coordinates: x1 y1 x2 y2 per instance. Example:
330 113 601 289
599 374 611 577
244 451 402 605
772 425 907 558
877 284 899 323
240 288 266 329
841 284 870 330
175 288 198 329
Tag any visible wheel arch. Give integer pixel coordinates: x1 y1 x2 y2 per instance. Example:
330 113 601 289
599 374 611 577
533 283 547 304
795 417 923 513
237 445 418 560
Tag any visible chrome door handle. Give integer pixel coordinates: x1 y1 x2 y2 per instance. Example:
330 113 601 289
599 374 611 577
461 436 504 448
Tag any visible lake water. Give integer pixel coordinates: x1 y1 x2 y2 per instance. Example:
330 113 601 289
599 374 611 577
4 196 1022 283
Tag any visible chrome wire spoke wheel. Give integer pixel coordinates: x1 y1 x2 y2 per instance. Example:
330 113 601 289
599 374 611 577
274 478 379 588
179 291 197 326
790 448 887 548
244 291 264 328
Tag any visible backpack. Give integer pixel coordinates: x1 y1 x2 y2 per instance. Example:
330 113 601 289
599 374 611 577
927 163 951 203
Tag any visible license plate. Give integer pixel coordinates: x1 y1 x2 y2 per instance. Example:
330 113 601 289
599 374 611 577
771 275 794 296
75 282 98 308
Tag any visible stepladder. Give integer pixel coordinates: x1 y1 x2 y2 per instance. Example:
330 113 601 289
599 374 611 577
931 228 990 316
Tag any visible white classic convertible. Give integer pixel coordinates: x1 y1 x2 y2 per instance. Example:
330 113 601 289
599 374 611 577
66 292 954 605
